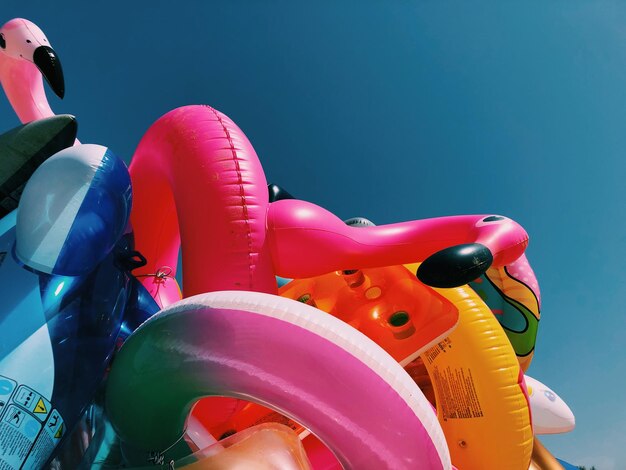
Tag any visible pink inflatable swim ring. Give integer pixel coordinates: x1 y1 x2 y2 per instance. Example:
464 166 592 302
105 291 452 469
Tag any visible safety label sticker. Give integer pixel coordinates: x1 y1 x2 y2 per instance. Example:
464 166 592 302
429 365 484 421
0 377 17 416
13 386 50 422
0 376 64 470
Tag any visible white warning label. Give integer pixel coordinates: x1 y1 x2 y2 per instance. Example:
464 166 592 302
0 376 64 470
13 386 50 422
0 405 42 469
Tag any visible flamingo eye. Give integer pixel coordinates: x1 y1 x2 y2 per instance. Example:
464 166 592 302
0 34 5 49
26 39 31 44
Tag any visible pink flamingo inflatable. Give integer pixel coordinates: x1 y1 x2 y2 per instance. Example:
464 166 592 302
120 104 528 469
0 19 528 468
129 105 529 300
0 18 65 124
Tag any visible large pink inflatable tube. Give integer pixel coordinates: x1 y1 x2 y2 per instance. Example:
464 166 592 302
130 105 276 300
130 105 529 302
105 291 451 469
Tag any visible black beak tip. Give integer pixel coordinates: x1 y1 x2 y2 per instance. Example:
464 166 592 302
33 45 65 99
268 183 295 203
416 243 494 288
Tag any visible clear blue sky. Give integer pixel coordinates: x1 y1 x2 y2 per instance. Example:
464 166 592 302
2 1 624 468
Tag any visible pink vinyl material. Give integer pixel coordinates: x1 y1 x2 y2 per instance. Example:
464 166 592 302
129 105 529 304
268 201 528 277
0 18 59 123
105 291 451 469
130 105 277 299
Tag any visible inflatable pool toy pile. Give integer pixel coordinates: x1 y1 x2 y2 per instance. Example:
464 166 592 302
0 17 577 470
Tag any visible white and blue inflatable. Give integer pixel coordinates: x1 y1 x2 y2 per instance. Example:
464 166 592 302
0 143 158 469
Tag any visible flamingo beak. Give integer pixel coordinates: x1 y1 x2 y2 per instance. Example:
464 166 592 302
416 243 493 288
33 45 65 99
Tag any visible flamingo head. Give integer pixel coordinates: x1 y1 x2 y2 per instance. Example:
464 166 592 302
0 18 65 98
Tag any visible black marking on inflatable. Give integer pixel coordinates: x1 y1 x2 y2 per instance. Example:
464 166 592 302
117 250 148 272
0 34 5 49
33 45 65 99
344 217 376 227
389 311 410 327
416 243 493 288
482 215 504 222
268 183 295 202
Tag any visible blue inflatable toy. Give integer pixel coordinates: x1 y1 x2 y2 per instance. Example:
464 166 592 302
0 144 158 469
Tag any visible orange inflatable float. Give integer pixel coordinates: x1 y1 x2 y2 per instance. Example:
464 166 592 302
281 266 460 364
281 263 533 470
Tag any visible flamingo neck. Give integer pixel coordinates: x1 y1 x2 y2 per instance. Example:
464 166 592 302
129 105 277 298
0 54 55 123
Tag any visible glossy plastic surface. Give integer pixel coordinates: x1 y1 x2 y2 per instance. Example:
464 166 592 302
0 145 157 469
421 282 534 470
525 375 575 435
280 265 459 365
469 253 541 371
0 18 65 123
167 424 311 470
285 263 534 470
16 144 131 276
106 291 451 469
129 105 529 302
